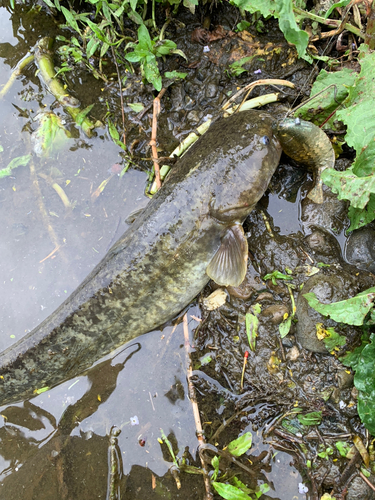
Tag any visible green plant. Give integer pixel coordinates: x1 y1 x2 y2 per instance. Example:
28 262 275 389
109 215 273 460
296 45 375 231
125 24 186 90
304 287 375 433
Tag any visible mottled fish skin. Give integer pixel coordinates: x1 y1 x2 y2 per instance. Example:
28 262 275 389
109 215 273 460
273 117 335 204
0 110 283 406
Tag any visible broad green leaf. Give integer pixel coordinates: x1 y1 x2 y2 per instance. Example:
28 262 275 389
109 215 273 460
165 71 188 79
321 167 375 210
295 68 357 127
130 0 138 10
125 51 143 63
154 39 177 56
321 326 346 351
340 333 370 370
0 154 31 179
227 432 252 457
355 335 375 434
336 441 351 457
303 287 375 326
229 0 309 60
108 118 120 141
275 0 309 60
319 46 375 230
297 411 322 426
245 309 259 351
137 24 153 52
212 482 253 500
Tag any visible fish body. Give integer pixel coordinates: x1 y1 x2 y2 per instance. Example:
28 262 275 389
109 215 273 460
0 110 283 406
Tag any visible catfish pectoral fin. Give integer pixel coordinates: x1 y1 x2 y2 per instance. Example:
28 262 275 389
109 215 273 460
206 224 248 287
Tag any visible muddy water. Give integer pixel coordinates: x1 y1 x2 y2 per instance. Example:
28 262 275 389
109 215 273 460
0 2 372 500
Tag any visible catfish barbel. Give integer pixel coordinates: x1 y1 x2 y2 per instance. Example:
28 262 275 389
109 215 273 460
0 110 333 406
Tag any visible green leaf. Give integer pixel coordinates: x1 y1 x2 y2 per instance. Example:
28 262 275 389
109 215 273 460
232 477 251 494
75 104 94 126
227 432 252 457
130 0 138 10
212 482 253 500
155 39 177 56
340 334 370 370
143 55 162 91
138 24 153 52
279 315 292 338
0 154 32 179
86 38 100 59
275 0 310 60
319 46 375 230
245 310 259 351
336 441 351 457
321 326 346 351
61 6 81 34
128 103 144 112
165 71 188 79
263 270 293 285
295 68 357 127
303 287 375 326
237 20 251 31
354 334 375 434
128 9 144 25
324 0 351 19
229 0 309 60
297 411 322 426
211 455 220 481
125 51 143 63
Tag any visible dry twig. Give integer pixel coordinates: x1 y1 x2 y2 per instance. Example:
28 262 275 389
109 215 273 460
149 88 167 191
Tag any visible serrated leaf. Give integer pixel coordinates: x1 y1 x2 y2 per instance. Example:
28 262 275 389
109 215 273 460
295 68 357 127
304 288 375 326
212 482 253 500
227 432 252 457
355 334 375 434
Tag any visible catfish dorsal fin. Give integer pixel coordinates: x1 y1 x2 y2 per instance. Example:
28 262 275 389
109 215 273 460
207 224 248 287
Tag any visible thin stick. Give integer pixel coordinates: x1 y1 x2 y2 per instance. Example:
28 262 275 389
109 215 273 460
222 79 295 111
183 314 213 500
150 88 167 191
111 44 126 146
359 471 375 492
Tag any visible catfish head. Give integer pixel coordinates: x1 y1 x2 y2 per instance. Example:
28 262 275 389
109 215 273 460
206 110 282 287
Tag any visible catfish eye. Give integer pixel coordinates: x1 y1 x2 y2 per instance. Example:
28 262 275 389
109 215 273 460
261 135 270 145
